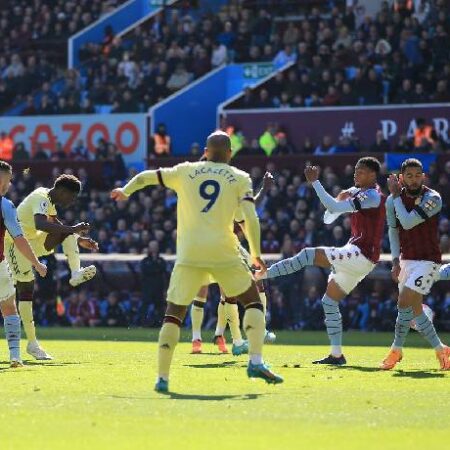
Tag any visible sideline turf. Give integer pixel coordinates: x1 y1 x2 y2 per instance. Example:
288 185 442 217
1 329 449 450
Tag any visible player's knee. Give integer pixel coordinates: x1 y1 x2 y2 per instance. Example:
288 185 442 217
0 296 18 316
16 281 34 300
164 302 188 323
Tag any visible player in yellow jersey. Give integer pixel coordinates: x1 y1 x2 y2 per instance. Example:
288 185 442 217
190 172 277 356
5 175 98 360
111 131 283 392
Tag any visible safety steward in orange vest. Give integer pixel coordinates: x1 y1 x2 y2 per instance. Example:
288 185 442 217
414 118 436 149
0 132 13 161
152 124 171 156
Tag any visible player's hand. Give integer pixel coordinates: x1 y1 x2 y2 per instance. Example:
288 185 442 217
78 237 99 252
391 260 401 283
252 256 267 280
110 188 128 202
72 222 90 235
34 262 47 278
336 190 351 201
304 165 320 183
262 172 275 191
387 174 401 197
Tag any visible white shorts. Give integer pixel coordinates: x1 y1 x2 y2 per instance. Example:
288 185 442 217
324 244 375 295
0 259 16 302
399 260 441 296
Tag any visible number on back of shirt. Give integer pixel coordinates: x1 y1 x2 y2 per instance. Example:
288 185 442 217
199 180 220 212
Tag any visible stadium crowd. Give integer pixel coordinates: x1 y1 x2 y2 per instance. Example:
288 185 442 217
5 152 449 331
4 1 448 115
0 0 128 113
231 0 450 109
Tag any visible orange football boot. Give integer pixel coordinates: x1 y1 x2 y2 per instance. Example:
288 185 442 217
214 335 229 353
380 349 403 370
191 339 202 354
436 345 450 370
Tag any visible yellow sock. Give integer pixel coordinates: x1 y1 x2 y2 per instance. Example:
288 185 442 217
62 234 80 275
243 307 265 361
158 322 180 380
259 291 267 316
225 302 243 344
215 299 226 335
19 301 37 343
191 298 205 341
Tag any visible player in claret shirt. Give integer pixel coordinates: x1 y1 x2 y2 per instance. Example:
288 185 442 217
381 158 449 370
256 157 386 366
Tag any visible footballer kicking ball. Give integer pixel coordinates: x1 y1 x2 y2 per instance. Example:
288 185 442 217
410 304 434 330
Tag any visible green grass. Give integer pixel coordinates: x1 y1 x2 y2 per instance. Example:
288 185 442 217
1 329 449 450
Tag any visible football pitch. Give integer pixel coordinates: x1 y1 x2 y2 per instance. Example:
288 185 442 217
1 328 449 450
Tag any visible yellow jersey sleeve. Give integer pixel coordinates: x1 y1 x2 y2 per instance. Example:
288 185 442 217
158 163 187 191
31 192 56 216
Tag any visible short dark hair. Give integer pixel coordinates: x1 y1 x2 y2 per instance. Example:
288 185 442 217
0 160 12 173
401 158 423 173
356 157 381 174
54 174 81 193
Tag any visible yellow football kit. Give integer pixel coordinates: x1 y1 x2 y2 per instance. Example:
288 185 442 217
123 161 262 304
5 187 56 282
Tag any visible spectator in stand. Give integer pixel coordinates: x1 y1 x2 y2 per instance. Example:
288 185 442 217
166 64 193 92
370 130 391 153
140 241 169 326
211 41 227 68
413 117 437 151
150 123 171 157
0 131 14 160
314 135 336 155
70 139 91 161
272 134 296 155
12 142 30 161
273 45 297 68
258 123 278 156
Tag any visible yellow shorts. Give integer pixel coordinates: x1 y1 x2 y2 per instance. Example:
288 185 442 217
167 262 253 306
5 233 50 283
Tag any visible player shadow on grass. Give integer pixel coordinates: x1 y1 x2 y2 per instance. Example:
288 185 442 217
184 361 243 369
158 392 262 401
392 370 445 379
110 393 262 401
335 365 445 378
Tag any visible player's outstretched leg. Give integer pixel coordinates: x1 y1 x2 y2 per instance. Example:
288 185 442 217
17 281 53 360
1 295 23 368
61 234 96 287
259 290 276 343
213 298 229 353
413 310 450 370
191 294 206 354
313 279 347 366
156 303 188 392
380 306 412 370
236 282 283 384
224 297 248 356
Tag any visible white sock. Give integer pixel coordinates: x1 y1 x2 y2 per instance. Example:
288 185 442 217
62 234 81 276
192 331 201 341
250 354 263 365
233 338 244 346
331 345 342 357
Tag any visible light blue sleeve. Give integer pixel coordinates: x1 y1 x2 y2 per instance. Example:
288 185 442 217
385 195 397 228
393 191 442 230
1 198 23 238
385 195 400 259
312 182 380 214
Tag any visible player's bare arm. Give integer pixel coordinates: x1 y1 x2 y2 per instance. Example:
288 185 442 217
34 214 90 235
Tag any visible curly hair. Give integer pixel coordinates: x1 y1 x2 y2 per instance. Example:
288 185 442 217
54 174 82 193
